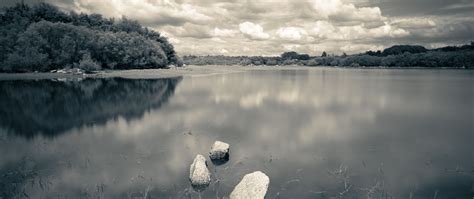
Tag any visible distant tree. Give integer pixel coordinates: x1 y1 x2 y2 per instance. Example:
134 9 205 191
305 59 320 66
282 59 298 65
366 50 382 56
382 45 427 56
434 43 474 52
265 58 279 65
182 49 474 68
281 51 299 60
321 51 327 57
281 51 310 60
297 53 310 60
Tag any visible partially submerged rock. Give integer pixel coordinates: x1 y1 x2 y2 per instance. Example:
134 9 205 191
209 141 230 165
230 171 270 199
189 154 211 191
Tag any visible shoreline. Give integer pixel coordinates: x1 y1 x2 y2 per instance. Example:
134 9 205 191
0 65 471 80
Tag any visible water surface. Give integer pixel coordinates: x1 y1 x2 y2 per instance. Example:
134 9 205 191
0 68 472 198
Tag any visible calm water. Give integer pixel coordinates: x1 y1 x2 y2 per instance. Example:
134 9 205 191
0 68 473 198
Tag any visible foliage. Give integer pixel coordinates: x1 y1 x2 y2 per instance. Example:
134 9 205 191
433 42 474 52
184 43 474 68
0 3 181 72
77 53 101 72
281 51 310 60
381 45 428 56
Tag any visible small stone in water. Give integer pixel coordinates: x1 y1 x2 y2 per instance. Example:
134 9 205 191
230 171 270 199
189 154 211 191
209 141 230 160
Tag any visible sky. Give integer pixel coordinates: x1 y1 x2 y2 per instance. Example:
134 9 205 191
2 0 474 56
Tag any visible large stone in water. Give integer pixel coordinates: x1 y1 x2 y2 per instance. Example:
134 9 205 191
209 141 230 164
189 154 211 191
230 171 270 199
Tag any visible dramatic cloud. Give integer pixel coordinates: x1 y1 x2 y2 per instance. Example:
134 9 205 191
2 0 472 55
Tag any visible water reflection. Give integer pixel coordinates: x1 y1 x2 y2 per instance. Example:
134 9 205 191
0 69 472 198
0 77 181 138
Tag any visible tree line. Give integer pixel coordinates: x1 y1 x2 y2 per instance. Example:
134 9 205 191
0 3 182 72
184 43 474 68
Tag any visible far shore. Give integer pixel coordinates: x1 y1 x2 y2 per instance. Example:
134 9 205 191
0 65 470 80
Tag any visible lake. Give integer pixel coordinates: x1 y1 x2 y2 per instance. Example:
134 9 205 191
0 67 472 198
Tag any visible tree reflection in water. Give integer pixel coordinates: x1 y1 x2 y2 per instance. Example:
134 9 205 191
0 77 181 138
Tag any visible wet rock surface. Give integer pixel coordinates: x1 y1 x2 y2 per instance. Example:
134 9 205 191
230 171 270 199
189 154 211 191
209 141 230 165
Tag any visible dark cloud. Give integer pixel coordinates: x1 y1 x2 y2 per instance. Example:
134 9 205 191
360 0 474 16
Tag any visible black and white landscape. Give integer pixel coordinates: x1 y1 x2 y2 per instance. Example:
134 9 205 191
0 0 473 198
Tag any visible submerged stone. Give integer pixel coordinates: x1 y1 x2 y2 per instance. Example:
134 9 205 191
230 171 270 199
209 141 230 164
189 154 211 191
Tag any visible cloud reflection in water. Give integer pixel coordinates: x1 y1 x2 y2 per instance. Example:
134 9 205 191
0 69 472 198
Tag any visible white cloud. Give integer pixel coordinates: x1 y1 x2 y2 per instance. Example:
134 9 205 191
308 21 409 40
211 37 227 43
239 21 270 40
167 37 180 44
71 0 212 26
213 27 237 37
162 24 212 38
392 17 437 29
219 49 229 54
311 0 384 22
277 27 307 41
368 24 410 38
283 44 302 51
309 21 338 39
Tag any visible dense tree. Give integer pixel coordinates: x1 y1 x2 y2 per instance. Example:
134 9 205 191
77 53 101 72
0 3 181 72
366 50 382 56
382 45 427 56
433 42 474 52
281 51 299 60
280 51 310 60
183 43 474 68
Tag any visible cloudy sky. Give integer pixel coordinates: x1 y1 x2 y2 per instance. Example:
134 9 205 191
2 0 474 56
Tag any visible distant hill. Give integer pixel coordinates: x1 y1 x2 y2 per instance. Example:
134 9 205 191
0 3 182 72
382 45 428 56
432 42 474 52
366 43 474 57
